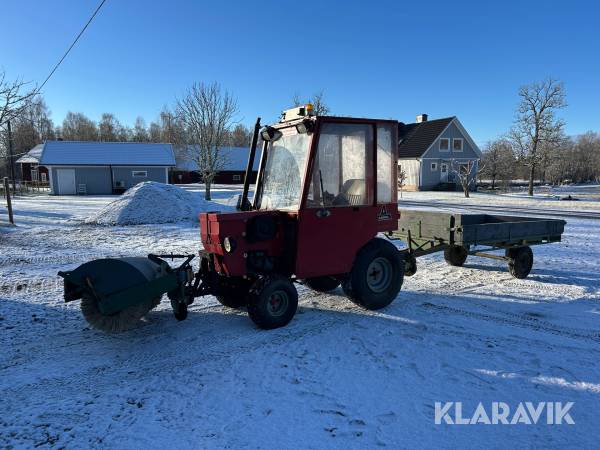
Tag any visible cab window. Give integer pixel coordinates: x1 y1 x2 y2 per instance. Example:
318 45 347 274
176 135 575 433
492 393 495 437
307 123 373 207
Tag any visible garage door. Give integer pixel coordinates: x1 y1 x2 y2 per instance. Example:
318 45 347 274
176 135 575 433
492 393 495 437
57 169 76 195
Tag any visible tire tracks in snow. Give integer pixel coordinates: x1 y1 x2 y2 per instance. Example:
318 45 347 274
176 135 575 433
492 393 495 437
0 292 393 396
420 301 600 344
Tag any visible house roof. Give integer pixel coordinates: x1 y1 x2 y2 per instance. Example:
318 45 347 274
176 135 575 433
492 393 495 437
38 141 176 166
397 117 455 158
175 146 260 172
16 143 44 164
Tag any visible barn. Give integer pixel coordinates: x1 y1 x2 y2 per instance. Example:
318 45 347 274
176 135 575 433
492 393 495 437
172 146 259 185
38 141 175 195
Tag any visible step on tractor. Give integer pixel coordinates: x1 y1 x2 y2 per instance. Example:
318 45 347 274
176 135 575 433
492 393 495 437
59 105 566 333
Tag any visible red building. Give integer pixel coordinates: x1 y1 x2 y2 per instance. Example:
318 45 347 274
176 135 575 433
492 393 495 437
172 146 259 185
16 144 49 183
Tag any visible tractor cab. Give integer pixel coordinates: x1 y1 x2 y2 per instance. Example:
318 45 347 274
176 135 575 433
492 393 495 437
200 105 400 282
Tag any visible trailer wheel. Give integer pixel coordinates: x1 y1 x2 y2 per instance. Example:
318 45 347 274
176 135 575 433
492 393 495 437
404 253 417 277
304 276 341 292
444 245 468 267
344 239 404 310
247 276 298 330
216 276 252 308
506 246 533 279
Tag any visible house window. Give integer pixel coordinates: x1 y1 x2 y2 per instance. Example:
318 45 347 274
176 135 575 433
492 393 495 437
453 138 463 152
439 138 449 151
41 172 47 183
232 174 241 182
431 162 438 171
132 170 147 178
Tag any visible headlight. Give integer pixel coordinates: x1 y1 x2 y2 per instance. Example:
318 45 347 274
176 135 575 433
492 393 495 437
223 236 236 253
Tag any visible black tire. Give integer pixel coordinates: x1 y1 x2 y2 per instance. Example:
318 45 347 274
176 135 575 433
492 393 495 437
304 276 341 292
247 276 298 330
444 245 468 267
344 239 404 310
506 246 533 279
404 253 417 277
216 276 252 309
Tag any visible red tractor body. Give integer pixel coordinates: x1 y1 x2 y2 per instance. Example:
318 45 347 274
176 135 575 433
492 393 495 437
199 113 400 283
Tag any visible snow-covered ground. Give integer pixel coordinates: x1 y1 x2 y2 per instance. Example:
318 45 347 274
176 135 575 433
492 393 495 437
1 185 599 449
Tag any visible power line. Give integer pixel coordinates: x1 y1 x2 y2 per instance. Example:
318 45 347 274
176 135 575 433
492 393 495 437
36 0 108 95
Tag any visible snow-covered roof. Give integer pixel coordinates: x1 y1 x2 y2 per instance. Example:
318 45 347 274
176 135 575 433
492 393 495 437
175 146 261 172
39 141 176 166
16 144 44 164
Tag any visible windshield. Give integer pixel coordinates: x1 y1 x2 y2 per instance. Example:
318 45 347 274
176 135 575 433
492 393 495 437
257 129 311 210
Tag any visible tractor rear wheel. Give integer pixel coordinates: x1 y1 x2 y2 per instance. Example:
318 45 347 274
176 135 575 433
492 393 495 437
304 276 341 292
216 276 252 309
444 245 469 267
247 276 298 330
506 246 533 279
344 239 404 310
80 294 161 333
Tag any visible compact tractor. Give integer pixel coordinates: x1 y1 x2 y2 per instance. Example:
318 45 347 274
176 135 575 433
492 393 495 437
59 105 566 333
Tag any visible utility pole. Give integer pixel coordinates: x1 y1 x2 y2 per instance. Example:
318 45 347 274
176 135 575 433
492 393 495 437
7 120 17 191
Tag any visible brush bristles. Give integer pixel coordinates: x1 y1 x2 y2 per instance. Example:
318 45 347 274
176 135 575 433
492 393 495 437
81 295 162 333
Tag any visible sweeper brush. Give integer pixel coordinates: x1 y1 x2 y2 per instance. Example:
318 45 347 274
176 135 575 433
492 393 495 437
59 255 195 333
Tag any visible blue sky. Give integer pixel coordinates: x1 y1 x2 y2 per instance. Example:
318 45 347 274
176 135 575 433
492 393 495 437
1 0 599 145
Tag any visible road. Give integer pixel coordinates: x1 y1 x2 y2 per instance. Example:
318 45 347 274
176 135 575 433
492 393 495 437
399 199 600 220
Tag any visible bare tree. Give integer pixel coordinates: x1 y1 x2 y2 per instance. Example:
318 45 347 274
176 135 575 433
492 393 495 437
292 90 330 115
450 160 483 198
508 78 567 196
176 82 238 200
397 166 407 198
7 97 55 157
132 116 150 142
148 121 162 142
98 113 123 141
228 123 252 147
480 139 515 190
158 107 186 145
61 112 98 141
0 70 36 127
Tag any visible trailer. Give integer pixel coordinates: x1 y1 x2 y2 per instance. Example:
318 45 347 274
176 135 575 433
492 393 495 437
58 105 567 333
392 210 566 278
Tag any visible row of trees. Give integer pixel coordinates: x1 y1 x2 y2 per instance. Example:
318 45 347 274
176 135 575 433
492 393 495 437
2 67 331 199
2 97 254 164
480 78 600 194
481 132 600 190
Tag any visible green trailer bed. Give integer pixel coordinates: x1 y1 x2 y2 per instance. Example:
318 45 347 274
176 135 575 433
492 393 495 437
391 210 566 279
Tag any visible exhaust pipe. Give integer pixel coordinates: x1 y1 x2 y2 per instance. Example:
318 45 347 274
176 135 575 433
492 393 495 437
239 117 261 211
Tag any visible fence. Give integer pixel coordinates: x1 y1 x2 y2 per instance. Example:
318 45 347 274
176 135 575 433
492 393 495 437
0 179 50 197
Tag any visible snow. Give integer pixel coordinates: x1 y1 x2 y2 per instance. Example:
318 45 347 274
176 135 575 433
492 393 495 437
84 182 232 225
1 184 599 448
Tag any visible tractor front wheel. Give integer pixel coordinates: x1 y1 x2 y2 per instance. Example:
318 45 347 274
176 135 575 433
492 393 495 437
247 276 298 330
304 276 341 292
344 239 404 310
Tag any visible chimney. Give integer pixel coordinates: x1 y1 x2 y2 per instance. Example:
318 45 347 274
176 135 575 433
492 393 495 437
416 113 428 123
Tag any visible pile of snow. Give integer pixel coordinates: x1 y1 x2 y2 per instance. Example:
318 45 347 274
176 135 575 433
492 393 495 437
85 182 231 225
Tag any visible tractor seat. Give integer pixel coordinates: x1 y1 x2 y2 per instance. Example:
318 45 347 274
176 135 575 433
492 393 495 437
334 179 366 206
